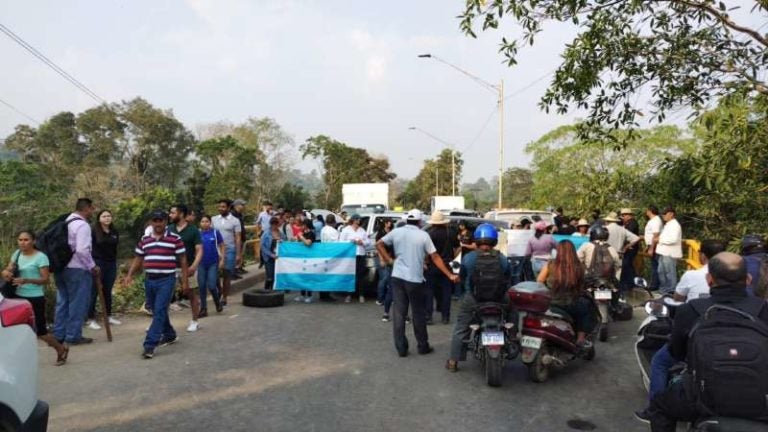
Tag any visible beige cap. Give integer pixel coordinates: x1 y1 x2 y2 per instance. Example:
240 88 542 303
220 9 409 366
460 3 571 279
428 211 449 225
604 211 620 222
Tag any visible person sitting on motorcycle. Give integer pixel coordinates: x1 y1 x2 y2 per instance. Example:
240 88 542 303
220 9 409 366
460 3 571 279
536 240 598 350
635 239 726 423
445 223 510 372
576 225 621 287
645 252 768 431
741 234 767 297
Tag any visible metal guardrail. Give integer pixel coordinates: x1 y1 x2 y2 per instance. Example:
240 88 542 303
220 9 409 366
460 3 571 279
683 239 702 270
244 225 261 261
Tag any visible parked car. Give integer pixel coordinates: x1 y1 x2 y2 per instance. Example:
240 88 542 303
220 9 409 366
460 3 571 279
484 209 553 226
0 293 49 431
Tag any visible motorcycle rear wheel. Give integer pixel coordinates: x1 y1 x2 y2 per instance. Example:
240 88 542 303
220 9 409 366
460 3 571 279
598 324 608 342
527 344 550 383
485 350 503 387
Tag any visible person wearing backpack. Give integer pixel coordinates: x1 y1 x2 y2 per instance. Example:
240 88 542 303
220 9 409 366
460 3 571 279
645 252 768 431
51 198 100 346
445 223 510 372
576 225 621 286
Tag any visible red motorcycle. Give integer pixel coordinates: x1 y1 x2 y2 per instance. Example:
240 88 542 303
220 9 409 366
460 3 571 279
508 282 596 383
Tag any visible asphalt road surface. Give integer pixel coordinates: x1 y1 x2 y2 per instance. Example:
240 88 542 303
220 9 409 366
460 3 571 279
38 278 650 432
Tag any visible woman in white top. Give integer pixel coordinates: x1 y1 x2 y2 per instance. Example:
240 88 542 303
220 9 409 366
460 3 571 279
571 219 590 237
339 213 371 303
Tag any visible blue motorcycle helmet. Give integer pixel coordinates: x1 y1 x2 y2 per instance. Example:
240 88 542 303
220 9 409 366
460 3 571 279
474 223 498 247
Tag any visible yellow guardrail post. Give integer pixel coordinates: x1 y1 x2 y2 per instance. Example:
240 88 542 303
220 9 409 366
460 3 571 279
244 225 261 263
683 239 702 270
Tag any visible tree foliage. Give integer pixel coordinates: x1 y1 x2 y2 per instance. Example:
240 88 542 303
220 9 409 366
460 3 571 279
301 135 396 209
400 149 464 210
460 0 768 142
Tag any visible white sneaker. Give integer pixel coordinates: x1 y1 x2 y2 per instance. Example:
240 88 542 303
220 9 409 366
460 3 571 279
359 296 365 304
375 300 383 306
179 299 191 308
108 317 122 326
304 296 313 303
169 303 183 312
186 320 199 332
344 295 352 303
294 295 305 302
87 320 102 330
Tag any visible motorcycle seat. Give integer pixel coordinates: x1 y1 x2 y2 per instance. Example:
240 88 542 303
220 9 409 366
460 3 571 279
546 306 575 324
694 417 768 431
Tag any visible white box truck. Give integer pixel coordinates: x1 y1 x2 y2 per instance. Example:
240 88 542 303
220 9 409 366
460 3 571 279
431 195 465 214
341 183 389 214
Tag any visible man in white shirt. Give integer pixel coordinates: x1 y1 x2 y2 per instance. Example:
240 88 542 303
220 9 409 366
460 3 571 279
644 205 663 290
656 206 683 295
674 239 726 302
212 199 242 306
339 214 371 303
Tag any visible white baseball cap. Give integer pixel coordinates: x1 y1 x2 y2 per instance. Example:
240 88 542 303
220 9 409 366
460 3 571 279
405 209 423 220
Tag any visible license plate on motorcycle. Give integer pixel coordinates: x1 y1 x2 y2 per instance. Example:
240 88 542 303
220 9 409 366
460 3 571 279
481 332 504 346
521 336 542 349
595 290 612 300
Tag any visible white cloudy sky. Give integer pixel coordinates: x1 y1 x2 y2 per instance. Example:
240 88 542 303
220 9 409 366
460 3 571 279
3 0 758 182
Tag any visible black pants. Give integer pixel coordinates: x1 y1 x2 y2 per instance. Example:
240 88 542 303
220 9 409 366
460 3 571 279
425 268 452 321
391 277 429 355
552 296 598 335
649 375 703 432
353 256 366 298
619 248 638 291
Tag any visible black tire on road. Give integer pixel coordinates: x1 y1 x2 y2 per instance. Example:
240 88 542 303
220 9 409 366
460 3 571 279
599 324 608 342
242 289 284 308
485 349 503 387
527 344 550 383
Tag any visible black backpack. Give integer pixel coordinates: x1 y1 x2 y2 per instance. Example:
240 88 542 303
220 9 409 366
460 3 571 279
36 214 79 274
587 242 615 281
687 300 768 418
471 250 505 302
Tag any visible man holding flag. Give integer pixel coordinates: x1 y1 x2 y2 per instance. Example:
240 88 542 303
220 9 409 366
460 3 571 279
377 210 460 358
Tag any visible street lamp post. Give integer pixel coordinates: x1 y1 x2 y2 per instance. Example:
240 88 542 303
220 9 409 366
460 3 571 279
417 53 504 209
408 126 456 195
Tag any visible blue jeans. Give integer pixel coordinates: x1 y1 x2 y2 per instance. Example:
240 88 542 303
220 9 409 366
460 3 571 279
264 259 275 290
657 255 678 295
197 263 220 311
376 264 391 303
532 258 549 278
53 268 92 343
143 275 177 349
509 256 524 286
649 343 675 400
89 259 117 319
224 247 236 275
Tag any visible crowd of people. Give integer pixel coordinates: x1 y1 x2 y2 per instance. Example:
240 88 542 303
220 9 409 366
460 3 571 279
4 197 768 430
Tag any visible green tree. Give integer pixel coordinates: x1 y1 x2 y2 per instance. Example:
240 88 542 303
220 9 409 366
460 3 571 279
652 93 768 241
402 149 465 210
460 0 768 142
77 104 126 166
197 135 260 213
526 124 696 216
500 167 533 209
274 182 311 211
301 135 396 209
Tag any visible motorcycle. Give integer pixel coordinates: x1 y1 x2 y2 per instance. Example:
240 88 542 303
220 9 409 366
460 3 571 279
587 277 634 342
462 302 517 387
634 278 768 431
508 282 595 383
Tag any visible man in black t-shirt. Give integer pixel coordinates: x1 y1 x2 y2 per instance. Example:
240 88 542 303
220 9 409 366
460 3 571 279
425 212 460 324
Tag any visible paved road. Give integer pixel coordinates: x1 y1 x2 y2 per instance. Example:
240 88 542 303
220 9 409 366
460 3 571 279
38 277 649 432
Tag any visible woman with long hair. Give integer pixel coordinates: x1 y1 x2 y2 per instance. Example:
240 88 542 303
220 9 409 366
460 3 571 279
87 209 120 329
198 214 224 315
2 230 68 365
537 240 597 347
525 220 557 277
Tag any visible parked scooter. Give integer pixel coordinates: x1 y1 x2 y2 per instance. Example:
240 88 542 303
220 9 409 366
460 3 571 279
634 277 768 431
508 282 595 383
462 302 517 387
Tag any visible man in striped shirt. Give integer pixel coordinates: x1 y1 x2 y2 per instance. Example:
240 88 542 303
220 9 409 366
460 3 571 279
125 210 189 359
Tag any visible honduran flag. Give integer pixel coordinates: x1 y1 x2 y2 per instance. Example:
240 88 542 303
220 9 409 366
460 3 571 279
274 242 357 292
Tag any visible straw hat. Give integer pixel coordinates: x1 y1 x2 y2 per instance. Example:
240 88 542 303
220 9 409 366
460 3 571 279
604 211 620 222
577 218 590 227
428 211 449 225
620 208 634 215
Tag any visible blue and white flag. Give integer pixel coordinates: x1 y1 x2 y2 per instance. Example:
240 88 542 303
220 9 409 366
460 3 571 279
274 242 357 292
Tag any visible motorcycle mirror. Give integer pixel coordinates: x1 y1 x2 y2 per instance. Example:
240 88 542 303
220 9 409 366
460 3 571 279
644 301 668 318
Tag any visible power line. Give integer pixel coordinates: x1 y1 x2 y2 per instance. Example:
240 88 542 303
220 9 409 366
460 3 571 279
0 22 106 104
502 69 555 102
0 97 40 125
460 104 497 153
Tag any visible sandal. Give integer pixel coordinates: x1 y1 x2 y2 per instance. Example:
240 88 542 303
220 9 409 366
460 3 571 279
445 359 458 372
56 345 69 366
